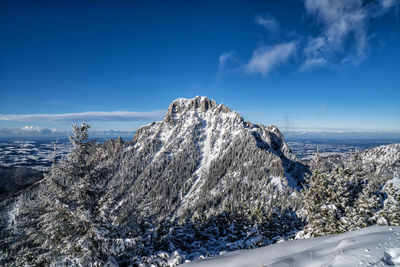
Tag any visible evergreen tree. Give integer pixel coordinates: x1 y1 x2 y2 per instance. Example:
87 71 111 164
302 170 333 237
379 183 400 226
351 183 381 228
302 168 365 237
17 122 108 265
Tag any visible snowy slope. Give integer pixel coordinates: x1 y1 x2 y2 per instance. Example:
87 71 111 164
360 144 400 167
306 143 400 177
385 177 400 191
357 144 400 177
184 226 400 267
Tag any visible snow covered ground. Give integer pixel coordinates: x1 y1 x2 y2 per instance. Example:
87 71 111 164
386 177 400 191
184 226 400 267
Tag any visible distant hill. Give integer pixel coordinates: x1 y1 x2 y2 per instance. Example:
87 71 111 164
0 166 43 196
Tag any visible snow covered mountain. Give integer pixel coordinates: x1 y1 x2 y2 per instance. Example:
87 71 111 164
1 96 399 266
356 143 400 177
307 143 400 178
100 96 308 222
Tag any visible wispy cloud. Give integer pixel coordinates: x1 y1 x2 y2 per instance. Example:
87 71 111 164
374 0 400 15
255 15 279 32
303 0 367 68
281 125 400 133
0 126 62 137
244 41 297 76
0 126 137 138
302 0 399 70
220 0 399 76
0 111 165 123
218 51 235 72
300 57 328 71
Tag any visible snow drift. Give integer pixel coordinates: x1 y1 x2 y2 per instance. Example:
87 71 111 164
184 226 400 267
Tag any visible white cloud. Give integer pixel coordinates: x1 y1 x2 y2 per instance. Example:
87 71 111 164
0 110 165 123
0 126 138 138
380 0 399 10
255 15 279 32
302 0 399 70
368 0 400 17
219 0 399 75
244 41 297 76
21 126 54 133
218 51 235 71
301 57 328 71
0 126 62 136
303 0 367 68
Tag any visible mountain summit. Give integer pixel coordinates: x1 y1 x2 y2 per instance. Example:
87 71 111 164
102 96 308 221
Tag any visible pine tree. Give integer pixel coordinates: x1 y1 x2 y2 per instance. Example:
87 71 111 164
17 122 108 265
302 170 334 237
302 168 366 237
380 183 400 226
351 183 381 228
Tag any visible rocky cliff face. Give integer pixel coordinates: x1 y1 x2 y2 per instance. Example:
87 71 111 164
100 96 308 223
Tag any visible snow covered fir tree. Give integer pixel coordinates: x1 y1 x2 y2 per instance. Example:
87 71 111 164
0 97 399 266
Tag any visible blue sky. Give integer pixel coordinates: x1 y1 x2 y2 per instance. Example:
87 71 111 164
1 0 399 138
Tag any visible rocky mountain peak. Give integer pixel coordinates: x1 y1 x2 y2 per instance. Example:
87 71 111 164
126 96 310 219
164 96 235 125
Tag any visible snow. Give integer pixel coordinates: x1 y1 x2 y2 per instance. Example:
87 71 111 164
177 108 243 213
359 144 400 174
183 226 400 267
363 144 400 164
269 176 284 190
123 145 133 152
8 196 21 227
385 177 400 191
383 248 400 265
